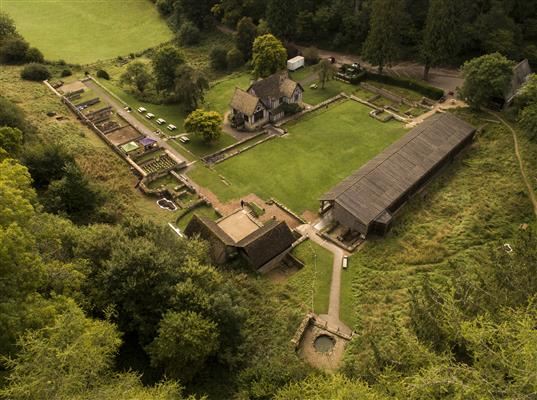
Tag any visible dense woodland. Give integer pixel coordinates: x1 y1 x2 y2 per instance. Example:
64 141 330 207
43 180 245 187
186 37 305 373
1 1 537 399
154 0 537 69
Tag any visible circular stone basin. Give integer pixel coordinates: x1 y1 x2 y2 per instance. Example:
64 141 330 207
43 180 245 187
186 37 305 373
314 334 335 353
157 198 177 211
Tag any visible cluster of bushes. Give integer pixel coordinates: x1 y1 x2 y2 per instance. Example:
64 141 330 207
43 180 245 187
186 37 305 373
0 36 44 64
365 72 445 100
20 63 51 81
209 46 244 71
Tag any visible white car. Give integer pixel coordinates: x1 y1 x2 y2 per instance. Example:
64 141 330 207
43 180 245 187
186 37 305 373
145 113 155 119
167 124 177 131
137 107 146 113
156 118 166 125
179 135 190 143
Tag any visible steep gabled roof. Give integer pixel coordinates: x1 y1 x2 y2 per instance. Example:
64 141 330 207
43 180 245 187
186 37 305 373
236 220 295 268
230 88 263 116
184 214 234 246
248 72 303 100
321 113 476 229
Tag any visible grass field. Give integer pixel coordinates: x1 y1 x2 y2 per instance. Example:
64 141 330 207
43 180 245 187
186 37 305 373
287 241 334 315
188 100 406 214
339 109 536 329
2 0 173 64
303 79 376 105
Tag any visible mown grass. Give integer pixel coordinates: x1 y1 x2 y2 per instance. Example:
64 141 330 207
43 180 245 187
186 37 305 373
339 109 536 329
189 100 406 214
176 205 220 231
2 0 173 64
286 241 334 315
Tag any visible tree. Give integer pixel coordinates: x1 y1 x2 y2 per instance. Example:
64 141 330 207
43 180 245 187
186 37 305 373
173 65 209 111
459 53 514 110
236 16 257 59
519 104 537 141
175 0 215 28
266 0 297 39
275 374 390 400
178 20 201 46
20 63 51 81
317 59 335 89
22 142 73 188
0 303 121 400
251 34 287 78
0 96 30 133
226 47 244 69
25 47 44 63
362 0 407 74
0 126 22 156
147 310 219 381
0 11 17 41
120 61 152 93
257 19 271 36
184 109 222 142
44 161 102 223
0 37 29 64
96 69 110 80
302 46 320 65
515 74 537 109
152 45 185 93
421 0 460 80
210 46 228 70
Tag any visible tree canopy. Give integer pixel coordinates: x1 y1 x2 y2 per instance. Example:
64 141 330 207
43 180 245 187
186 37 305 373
251 34 287 78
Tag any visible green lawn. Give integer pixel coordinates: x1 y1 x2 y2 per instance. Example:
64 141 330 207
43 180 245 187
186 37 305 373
289 64 318 82
204 74 253 115
303 79 376 105
176 205 220 231
287 241 334 314
189 100 406 214
2 0 173 64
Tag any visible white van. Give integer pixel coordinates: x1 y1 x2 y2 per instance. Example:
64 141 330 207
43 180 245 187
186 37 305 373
137 107 146 113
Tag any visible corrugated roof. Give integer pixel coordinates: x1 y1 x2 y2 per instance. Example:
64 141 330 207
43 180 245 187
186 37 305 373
120 141 140 153
321 113 475 228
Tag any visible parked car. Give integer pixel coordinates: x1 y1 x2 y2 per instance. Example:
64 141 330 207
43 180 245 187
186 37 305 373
137 107 146 113
156 118 166 125
124 106 132 112
145 113 155 119
342 255 348 269
179 135 190 143
167 124 177 131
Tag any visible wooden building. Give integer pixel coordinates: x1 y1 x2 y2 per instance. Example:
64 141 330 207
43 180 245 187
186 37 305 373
320 113 476 237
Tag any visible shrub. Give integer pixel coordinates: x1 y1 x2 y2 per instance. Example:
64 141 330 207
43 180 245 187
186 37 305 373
0 37 29 64
25 47 44 63
96 69 110 80
302 46 320 65
61 69 72 77
285 43 299 59
365 72 444 100
210 46 228 71
226 48 244 70
20 63 51 81
178 21 200 46
281 102 302 115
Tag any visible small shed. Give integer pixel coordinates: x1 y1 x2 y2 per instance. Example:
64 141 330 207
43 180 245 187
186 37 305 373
120 141 141 155
139 137 157 150
287 56 305 71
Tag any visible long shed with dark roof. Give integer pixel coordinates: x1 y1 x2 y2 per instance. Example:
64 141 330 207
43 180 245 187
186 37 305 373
320 113 476 236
